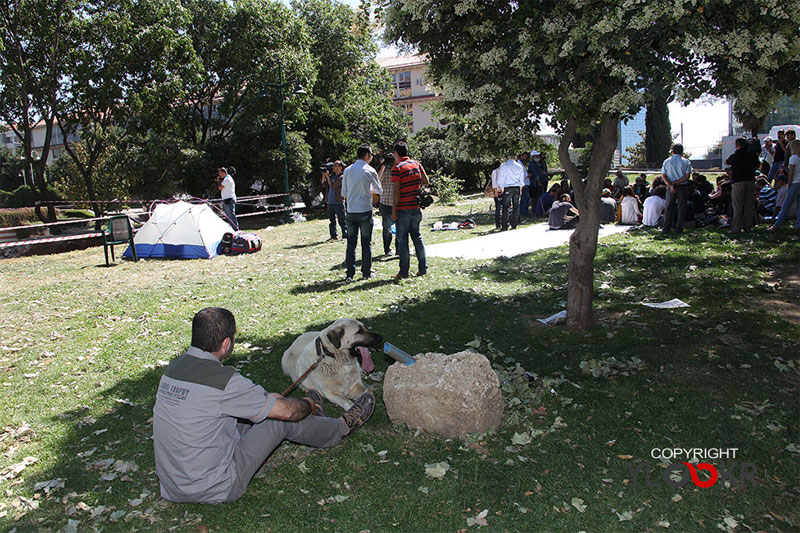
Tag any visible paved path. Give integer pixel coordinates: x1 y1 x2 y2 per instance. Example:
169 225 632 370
426 222 631 260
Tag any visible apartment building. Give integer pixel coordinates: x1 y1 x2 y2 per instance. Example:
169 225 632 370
0 121 79 163
377 54 444 134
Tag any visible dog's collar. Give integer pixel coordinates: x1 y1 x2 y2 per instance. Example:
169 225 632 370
315 336 336 359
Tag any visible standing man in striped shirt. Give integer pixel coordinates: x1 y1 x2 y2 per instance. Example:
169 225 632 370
391 141 428 279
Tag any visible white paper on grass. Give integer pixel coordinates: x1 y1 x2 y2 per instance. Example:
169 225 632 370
537 310 567 325
641 298 690 309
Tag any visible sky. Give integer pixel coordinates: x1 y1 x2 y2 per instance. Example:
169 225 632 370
300 0 731 158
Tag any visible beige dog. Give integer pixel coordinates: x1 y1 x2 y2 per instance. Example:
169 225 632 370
281 319 383 410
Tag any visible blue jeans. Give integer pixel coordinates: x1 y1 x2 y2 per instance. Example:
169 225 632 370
395 209 426 277
767 161 784 183
222 199 239 231
520 185 530 216
379 203 394 254
345 211 374 278
773 182 800 228
327 202 347 239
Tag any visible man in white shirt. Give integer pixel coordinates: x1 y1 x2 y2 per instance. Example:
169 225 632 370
660 144 692 234
217 167 239 231
497 155 526 230
341 145 382 280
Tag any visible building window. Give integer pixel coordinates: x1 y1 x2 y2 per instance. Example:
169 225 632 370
391 71 412 98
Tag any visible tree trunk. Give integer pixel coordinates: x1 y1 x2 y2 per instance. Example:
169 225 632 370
558 114 620 329
645 90 671 168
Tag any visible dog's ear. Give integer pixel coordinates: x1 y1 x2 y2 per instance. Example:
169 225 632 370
326 326 344 350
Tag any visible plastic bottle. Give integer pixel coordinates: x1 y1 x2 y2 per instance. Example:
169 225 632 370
383 342 415 366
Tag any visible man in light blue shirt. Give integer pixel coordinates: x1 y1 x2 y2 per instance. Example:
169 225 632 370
341 145 382 280
660 144 692 234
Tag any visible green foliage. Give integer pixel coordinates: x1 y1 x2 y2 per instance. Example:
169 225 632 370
0 185 35 208
0 146 25 192
427 169 463 205
0 207 37 226
50 138 136 205
626 131 648 168
294 0 406 178
645 92 672 168
704 140 723 159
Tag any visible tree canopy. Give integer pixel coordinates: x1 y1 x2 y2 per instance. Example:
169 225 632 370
384 0 800 328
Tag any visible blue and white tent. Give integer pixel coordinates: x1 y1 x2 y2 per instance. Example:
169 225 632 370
123 201 233 259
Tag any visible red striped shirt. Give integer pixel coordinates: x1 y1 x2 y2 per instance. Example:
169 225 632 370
391 157 426 210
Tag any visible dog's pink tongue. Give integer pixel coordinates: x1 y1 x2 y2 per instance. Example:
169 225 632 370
358 346 374 373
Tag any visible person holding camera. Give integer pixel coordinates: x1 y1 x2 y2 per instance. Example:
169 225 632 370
391 141 428 279
376 152 396 255
322 161 347 241
217 167 239 231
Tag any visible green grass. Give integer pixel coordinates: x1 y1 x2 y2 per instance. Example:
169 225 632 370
0 198 798 532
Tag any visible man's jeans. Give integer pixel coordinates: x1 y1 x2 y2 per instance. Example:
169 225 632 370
493 197 502 228
767 161 784 183
345 211 374 278
378 203 394 254
662 184 687 233
520 185 530 216
395 208 426 277
773 182 800 228
731 181 755 233
327 202 347 239
222 199 239 231
501 187 521 229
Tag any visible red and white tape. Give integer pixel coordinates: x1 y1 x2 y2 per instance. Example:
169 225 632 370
0 232 103 248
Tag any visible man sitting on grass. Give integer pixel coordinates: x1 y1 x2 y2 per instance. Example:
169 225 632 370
548 194 580 230
153 307 374 503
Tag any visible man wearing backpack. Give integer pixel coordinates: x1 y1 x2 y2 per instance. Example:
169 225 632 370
726 138 760 234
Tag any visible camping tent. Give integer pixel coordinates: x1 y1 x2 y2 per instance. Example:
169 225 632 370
123 201 233 259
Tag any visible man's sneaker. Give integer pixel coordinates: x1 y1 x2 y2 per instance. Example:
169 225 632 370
342 391 375 436
307 389 326 417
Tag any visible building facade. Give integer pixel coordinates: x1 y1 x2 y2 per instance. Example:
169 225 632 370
0 121 79 164
377 55 443 134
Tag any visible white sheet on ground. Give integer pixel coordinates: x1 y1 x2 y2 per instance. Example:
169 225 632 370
641 298 690 309
425 222 631 259
537 310 567 325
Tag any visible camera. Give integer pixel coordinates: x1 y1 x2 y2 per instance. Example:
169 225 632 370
320 162 334 173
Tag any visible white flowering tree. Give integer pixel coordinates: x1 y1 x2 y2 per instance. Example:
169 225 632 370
383 0 800 329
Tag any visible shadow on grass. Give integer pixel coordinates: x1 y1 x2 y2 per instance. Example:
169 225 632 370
14 227 800 531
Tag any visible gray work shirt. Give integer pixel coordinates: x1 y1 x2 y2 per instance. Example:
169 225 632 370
153 346 276 503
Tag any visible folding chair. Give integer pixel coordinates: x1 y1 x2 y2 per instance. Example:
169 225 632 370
103 215 136 265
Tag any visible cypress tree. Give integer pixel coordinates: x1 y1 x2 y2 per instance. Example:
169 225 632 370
645 92 672 168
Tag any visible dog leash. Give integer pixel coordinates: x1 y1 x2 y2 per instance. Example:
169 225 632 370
281 337 330 396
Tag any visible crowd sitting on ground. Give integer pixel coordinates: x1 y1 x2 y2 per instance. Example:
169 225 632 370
489 128 799 234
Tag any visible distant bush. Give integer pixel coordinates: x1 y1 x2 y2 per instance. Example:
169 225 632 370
0 207 38 227
428 170 464 205
0 185 35 208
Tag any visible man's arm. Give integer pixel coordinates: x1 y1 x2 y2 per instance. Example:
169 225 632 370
268 395 314 422
392 182 400 220
370 168 382 194
420 165 429 187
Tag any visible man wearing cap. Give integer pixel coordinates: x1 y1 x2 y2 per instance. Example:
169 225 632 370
322 161 347 241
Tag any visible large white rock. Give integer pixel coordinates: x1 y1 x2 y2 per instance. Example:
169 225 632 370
383 351 504 438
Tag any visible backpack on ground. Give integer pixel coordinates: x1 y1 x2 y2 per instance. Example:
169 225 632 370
218 232 234 255
230 231 262 254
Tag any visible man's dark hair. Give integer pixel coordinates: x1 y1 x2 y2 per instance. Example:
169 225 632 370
560 193 571 202
735 137 747 150
191 307 236 353
777 129 785 135
756 177 768 187
394 141 409 158
654 185 667 198
672 144 684 155
357 145 373 159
